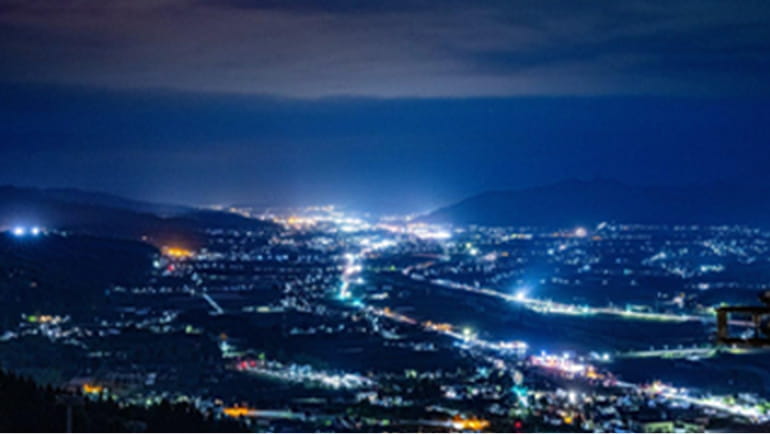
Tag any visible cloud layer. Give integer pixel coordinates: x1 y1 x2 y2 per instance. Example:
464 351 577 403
1 0 769 97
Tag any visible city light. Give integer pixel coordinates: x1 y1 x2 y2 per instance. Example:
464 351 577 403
82 384 104 395
10 225 45 237
408 224 452 240
222 406 255 418
451 415 490 431
236 358 374 390
462 327 473 339
514 289 527 301
163 247 194 258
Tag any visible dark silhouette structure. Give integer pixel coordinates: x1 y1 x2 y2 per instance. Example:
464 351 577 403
716 291 770 346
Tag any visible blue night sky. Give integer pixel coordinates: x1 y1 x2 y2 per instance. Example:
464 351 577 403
1 1 770 212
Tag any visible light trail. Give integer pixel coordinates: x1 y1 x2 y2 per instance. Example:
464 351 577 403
425 277 752 325
202 293 224 315
615 346 718 359
365 306 527 353
531 354 770 423
632 381 770 423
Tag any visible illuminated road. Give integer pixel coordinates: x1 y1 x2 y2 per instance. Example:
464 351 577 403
615 346 718 359
201 292 224 315
422 276 754 326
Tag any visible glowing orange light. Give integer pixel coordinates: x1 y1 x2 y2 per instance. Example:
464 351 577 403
286 216 313 226
82 384 103 394
452 415 490 431
586 366 604 380
164 247 193 258
223 406 254 418
423 321 453 332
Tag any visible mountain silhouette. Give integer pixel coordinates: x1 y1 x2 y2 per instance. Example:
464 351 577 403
423 179 770 228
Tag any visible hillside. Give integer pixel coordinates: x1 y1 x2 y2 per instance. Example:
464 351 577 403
0 369 244 432
0 186 276 247
6 186 191 216
423 179 770 228
0 233 157 323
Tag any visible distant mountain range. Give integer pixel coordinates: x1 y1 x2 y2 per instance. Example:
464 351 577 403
23 186 191 216
0 185 275 247
423 179 770 228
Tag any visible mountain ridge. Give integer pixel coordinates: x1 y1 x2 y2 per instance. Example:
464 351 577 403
0 185 276 247
0 185 191 215
422 179 770 228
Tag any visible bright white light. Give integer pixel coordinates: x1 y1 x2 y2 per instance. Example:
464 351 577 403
514 290 527 301
12 226 26 237
410 225 451 240
338 282 351 300
30 227 40 236
575 227 588 238
568 390 577 404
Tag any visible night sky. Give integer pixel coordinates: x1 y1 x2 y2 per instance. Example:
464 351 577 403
1 1 770 212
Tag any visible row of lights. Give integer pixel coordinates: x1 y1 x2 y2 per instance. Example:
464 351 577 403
11 226 43 237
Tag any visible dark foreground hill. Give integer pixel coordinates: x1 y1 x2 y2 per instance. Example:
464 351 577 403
423 179 770 228
0 233 157 323
0 186 276 248
0 369 244 432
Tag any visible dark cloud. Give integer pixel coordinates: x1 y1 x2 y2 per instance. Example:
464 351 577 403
209 0 448 14
0 0 769 97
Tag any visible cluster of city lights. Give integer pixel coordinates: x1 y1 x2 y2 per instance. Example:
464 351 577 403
254 210 770 427
641 381 770 422
532 353 588 374
236 359 374 390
